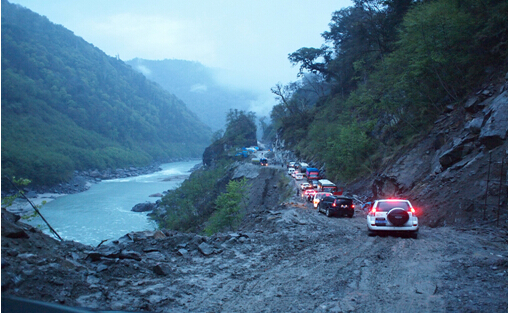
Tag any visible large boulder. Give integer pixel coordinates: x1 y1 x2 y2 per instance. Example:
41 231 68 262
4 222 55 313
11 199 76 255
479 91 508 149
438 135 476 168
131 202 156 212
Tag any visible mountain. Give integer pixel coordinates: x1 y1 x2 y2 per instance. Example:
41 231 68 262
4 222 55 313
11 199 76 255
125 58 256 131
1 0 212 186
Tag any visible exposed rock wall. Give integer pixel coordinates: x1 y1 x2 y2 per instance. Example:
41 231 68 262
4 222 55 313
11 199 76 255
349 76 508 227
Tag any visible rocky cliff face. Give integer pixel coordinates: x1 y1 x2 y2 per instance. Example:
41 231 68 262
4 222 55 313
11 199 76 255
349 76 508 227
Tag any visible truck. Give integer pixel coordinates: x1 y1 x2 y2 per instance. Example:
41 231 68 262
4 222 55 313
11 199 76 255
295 162 309 173
306 168 320 181
317 179 338 193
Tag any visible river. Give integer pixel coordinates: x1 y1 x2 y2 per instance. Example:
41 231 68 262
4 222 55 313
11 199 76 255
25 160 200 246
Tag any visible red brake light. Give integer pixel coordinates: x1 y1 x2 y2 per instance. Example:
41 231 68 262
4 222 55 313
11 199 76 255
351 204 355 208
410 207 416 214
332 202 336 207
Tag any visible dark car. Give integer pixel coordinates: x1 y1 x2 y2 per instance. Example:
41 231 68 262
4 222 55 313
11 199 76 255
317 195 354 218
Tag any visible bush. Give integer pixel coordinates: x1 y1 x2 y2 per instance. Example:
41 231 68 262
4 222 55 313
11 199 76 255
204 178 248 235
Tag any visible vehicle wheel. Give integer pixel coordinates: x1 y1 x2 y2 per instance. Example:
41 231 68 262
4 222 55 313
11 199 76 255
326 208 332 217
410 232 418 239
368 230 376 237
348 212 354 218
387 209 409 226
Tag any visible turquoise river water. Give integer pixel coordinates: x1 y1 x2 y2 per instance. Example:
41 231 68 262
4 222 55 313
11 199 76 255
26 160 200 246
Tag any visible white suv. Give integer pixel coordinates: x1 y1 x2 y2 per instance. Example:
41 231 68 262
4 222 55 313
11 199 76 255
367 199 418 238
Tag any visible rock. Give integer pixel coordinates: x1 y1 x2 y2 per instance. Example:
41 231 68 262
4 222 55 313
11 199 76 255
152 263 170 276
479 91 508 149
198 242 215 256
131 202 156 212
464 117 484 134
438 135 476 168
153 230 166 239
177 248 188 256
1 209 29 239
118 250 140 261
232 164 261 179
149 193 163 197
89 170 101 178
371 175 402 198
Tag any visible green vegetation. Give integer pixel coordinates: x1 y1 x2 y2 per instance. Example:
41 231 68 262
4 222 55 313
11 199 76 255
1 177 32 208
154 159 231 233
1 0 212 187
269 0 508 182
204 178 248 235
154 110 257 234
1 177 43 221
203 109 257 166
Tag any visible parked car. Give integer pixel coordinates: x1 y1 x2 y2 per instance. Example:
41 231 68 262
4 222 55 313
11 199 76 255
317 195 354 218
313 192 333 208
366 199 418 238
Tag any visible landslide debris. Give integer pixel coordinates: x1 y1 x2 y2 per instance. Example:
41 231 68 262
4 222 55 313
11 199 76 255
2 160 508 312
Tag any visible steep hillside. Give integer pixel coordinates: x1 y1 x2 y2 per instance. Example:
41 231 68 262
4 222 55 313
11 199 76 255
126 58 256 131
1 0 212 186
346 79 508 227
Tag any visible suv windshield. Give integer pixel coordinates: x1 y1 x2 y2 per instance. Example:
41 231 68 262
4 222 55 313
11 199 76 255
376 201 410 212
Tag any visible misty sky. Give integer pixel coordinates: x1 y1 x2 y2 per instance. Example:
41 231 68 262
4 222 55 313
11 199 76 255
9 0 353 116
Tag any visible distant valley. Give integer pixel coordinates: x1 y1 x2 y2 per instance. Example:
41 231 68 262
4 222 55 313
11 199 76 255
126 58 256 131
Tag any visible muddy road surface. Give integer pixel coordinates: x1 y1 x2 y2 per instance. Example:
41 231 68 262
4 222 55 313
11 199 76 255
3 196 507 312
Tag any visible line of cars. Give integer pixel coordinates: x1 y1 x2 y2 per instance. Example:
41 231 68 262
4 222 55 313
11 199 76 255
289 161 419 238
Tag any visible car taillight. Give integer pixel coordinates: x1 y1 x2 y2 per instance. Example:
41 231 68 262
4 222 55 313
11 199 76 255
351 204 355 208
332 202 336 207
410 207 416 214
368 207 376 216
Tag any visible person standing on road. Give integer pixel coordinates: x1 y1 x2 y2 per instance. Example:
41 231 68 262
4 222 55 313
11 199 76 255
297 189 300 197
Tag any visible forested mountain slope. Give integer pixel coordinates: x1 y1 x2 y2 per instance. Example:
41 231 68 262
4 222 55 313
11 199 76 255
125 58 255 131
269 0 507 184
1 0 212 186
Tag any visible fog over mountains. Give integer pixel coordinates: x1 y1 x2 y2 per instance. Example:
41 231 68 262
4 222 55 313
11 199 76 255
126 58 256 131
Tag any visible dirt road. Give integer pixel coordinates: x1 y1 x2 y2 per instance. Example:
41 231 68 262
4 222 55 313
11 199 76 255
2 166 507 312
